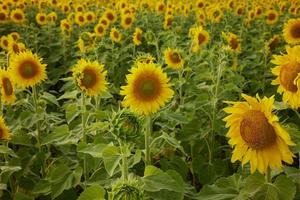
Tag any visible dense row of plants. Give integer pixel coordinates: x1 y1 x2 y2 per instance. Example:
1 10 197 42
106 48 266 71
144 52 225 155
0 0 300 199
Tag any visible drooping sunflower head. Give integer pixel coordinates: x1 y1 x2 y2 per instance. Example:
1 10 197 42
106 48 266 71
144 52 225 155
133 27 142 46
265 35 281 54
222 32 241 53
0 69 16 104
109 179 144 200
265 10 279 25
72 59 108 96
0 116 10 140
110 28 122 43
9 50 47 89
36 12 47 26
223 94 294 174
271 45 300 109
283 18 300 44
191 26 210 52
164 48 184 70
120 62 174 115
10 9 25 24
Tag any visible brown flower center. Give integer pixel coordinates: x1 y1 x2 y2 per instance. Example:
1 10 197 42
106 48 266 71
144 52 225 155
290 22 300 38
106 12 114 21
237 8 243 15
125 17 132 25
280 62 300 92
0 128 3 139
158 5 164 11
97 26 104 34
87 15 93 21
0 13 6 21
229 37 239 50
268 13 276 21
14 13 23 20
136 32 141 42
169 52 181 64
240 110 276 149
2 77 13 95
166 18 172 26
134 74 161 101
79 15 84 22
197 33 206 45
81 68 97 88
13 43 20 53
19 60 39 79
39 16 45 22
268 37 279 50
113 31 119 39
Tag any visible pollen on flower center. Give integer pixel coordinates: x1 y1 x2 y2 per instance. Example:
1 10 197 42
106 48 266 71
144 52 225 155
81 68 97 88
291 23 300 38
2 78 13 95
19 61 38 79
280 62 300 92
240 110 276 149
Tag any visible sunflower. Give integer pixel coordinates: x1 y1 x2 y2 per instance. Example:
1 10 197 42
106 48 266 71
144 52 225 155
265 35 281 54
77 32 95 53
164 48 184 70
75 12 85 26
163 14 173 29
94 23 106 38
134 54 156 66
99 17 109 28
191 26 210 52
9 50 47 89
36 12 47 26
9 32 20 41
283 18 300 44
223 94 294 174
60 19 72 36
0 116 10 140
85 11 95 24
110 28 122 43
222 32 241 53
156 2 165 14
8 40 26 54
104 9 117 23
265 10 279 25
271 45 300 109
120 62 174 115
255 6 263 18
0 11 8 23
0 69 16 104
72 59 108 96
0 36 10 50
10 9 25 24
47 12 57 24
133 28 142 46
121 14 134 29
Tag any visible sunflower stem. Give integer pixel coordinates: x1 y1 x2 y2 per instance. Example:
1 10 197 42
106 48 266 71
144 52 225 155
120 141 129 181
266 168 271 183
81 93 88 189
32 86 45 176
145 115 152 166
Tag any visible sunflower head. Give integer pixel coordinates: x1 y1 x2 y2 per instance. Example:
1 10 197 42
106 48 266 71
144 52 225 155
164 48 184 70
110 28 122 43
133 27 142 46
10 9 25 24
75 12 86 26
283 18 300 44
222 32 241 53
94 23 106 38
0 11 8 23
36 12 47 26
109 179 144 200
271 45 300 109
72 59 108 96
134 54 156 66
223 94 294 174
121 13 134 29
0 116 10 140
265 10 279 25
0 69 16 104
265 35 281 54
104 9 117 23
9 50 47 89
191 26 210 52
163 15 173 29
85 11 95 24
120 62 174 115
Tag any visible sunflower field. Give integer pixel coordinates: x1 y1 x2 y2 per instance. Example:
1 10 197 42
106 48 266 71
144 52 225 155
2 0 300 199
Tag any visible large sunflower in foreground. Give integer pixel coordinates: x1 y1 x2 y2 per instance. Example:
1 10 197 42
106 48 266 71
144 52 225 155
0 69 16 104
9 50 47 89
72 59 108 96
0 116 10 140
120 62 174 115
164 48 184 70
271 45 300 109
223 94 294 174
283 18 300 44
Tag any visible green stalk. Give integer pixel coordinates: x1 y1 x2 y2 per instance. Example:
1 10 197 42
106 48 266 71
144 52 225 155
145 115 152 166
32 86 45 176
294 109 300 169
121 142 129 181
265 168 271 183
81 93 87 188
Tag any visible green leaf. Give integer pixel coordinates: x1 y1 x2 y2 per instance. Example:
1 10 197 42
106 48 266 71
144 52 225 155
143 165 184 193
77 185 105 200
102 145 121 176
197 174 241 200
41 92 59 106
13 192 34 200
0 145 18 157
58 90 78 100
41 125 69 145
77 142 108 158
65 103 80 124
